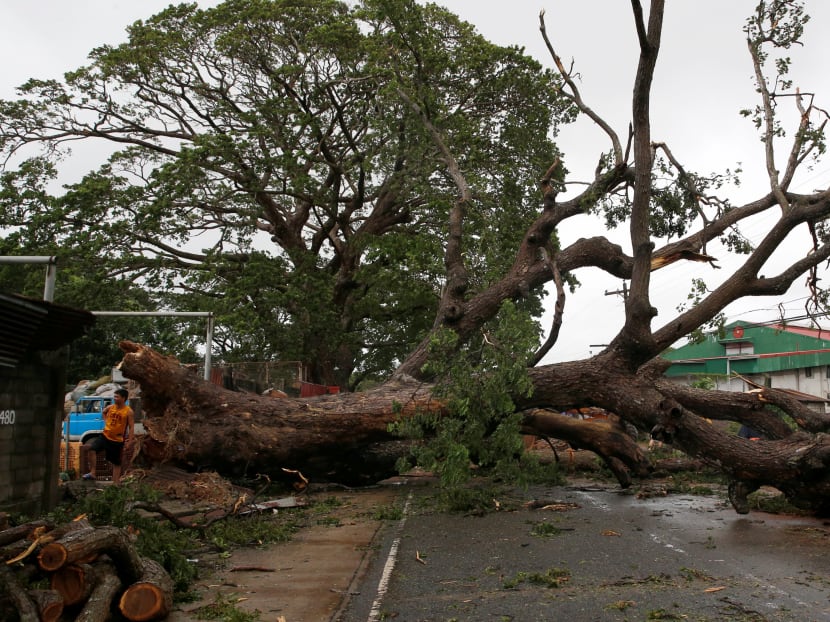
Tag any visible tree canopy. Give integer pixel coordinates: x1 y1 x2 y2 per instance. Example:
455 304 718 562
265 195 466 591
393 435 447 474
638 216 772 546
0 0 568 386
3 1 830 511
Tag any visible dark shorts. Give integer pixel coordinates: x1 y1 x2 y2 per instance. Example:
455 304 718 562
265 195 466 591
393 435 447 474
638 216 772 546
86 435 124 466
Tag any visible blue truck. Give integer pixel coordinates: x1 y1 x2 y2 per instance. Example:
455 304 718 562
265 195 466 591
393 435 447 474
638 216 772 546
62 395 143 444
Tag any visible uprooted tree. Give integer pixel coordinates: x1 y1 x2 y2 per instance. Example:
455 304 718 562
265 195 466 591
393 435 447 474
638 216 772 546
3 0 830 514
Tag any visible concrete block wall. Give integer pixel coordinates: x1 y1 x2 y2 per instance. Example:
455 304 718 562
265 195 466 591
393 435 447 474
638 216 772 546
0 347 67 516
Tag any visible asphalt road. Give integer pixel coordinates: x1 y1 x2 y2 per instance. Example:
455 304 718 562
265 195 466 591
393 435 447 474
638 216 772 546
338 481 830 622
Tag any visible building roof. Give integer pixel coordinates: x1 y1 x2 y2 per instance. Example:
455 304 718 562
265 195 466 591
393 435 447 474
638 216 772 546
664 320 830 377
0 293 96 367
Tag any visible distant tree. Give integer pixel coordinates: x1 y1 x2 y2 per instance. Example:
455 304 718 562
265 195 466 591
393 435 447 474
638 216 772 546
0 0 566 387
3 0 830 512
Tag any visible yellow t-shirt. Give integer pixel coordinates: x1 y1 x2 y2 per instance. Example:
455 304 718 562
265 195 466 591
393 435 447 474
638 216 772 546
103 403 133 443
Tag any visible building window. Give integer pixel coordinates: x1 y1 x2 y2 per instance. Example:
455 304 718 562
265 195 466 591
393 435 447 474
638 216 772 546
805 367 813 378
764 376 772 388
826 366 830 379
724 342 754 356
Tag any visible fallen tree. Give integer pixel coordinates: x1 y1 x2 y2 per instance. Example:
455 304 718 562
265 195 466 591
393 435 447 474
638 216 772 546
121 338 830 514
5 1 830 514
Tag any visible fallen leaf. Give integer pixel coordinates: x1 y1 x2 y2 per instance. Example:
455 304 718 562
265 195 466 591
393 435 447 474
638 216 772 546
704 586 726 593
601 530 621 537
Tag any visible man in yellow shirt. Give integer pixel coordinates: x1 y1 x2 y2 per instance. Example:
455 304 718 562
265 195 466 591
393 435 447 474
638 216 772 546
80 388 135 484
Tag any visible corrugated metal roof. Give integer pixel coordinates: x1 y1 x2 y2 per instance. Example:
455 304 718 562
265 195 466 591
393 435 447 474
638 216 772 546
665 320 830 376
0 293 95 367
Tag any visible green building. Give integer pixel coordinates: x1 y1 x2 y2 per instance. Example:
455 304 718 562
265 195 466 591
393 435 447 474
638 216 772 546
663 321 830 410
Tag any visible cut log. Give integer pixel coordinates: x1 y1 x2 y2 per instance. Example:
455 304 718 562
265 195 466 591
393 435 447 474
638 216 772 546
118 557 174 622
0 520 53 547
0 565 38 622
29 589 63 622
38 525 144 583
76 562 122 622
50 562 95 606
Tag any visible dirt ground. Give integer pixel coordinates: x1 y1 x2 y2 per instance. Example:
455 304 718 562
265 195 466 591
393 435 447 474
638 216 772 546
165 485 403 622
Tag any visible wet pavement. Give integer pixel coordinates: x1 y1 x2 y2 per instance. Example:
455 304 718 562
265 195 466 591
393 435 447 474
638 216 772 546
339 482 830 622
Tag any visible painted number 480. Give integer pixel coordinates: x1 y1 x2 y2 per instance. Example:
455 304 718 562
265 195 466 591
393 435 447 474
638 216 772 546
0 410 15 425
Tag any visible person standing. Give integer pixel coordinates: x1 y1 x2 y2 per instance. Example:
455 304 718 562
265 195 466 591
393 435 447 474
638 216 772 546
80 388 135 484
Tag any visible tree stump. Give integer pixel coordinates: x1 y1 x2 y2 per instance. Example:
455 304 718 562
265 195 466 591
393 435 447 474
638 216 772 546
118 557 174 621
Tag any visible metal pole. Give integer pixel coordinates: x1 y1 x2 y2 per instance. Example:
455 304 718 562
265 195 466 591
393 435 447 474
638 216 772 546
0 255 58 301
43 258 57 302
204 314 214 381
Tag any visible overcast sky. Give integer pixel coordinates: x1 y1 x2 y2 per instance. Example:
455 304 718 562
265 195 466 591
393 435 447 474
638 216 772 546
2 1 830 363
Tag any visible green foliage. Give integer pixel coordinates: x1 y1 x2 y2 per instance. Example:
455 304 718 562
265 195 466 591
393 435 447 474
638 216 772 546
0 0 566 384
529 520 563 538
430 481 505 514
677 280 725 344
689 376 716 390
48 484 200 592
371 504 404 521
746 490 811 515
45 483 311 597
191 593 262 621
392 301 537 492
204 513 301 551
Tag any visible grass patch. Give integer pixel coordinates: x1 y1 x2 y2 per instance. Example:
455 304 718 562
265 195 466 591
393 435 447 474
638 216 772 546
371 504 404 521
428 481 513 514
205 512 301 551
529 520 563 538
191 593 261 621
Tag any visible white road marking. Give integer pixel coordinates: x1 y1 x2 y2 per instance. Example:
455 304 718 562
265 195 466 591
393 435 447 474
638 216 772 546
367 492 413 622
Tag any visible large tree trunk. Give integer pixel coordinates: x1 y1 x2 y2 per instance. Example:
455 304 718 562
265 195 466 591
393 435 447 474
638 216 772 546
119 341 436 485
120 341 830 514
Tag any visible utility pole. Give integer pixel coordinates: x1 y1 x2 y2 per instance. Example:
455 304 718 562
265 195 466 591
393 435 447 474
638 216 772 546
604 280 628 301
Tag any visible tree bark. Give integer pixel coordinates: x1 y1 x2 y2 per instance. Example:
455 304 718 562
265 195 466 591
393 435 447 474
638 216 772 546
0 565 38 622
38 525 144 582
118 340 436 484
118 340 830 514
76 562 122 622
521 409 650 487
0 520 52 547
29 588 63 622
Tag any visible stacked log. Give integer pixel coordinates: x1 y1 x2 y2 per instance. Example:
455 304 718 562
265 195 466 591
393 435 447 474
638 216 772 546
0 519 173 622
